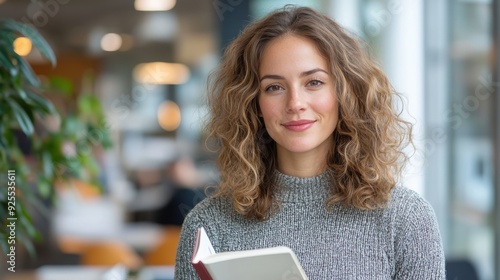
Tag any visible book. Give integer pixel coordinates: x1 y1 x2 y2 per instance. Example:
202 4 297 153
191 227 309 280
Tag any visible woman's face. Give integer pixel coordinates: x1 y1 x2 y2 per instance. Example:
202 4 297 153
258 34 339 159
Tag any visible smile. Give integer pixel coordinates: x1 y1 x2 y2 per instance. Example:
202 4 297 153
282 120 316 132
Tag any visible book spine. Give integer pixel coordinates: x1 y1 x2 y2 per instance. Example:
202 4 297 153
192 262 213 280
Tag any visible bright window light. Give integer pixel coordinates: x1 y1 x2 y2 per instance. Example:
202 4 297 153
13 37 32 56
133 62 190 85
134 0 176 11
157 100 181 131
100 33 122 52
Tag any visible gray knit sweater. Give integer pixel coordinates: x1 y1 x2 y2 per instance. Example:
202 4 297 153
174 170 446 279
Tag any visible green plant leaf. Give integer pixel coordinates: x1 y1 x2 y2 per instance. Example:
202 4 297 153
17 88 28 99
61 116 83 139
65 157 82 178
23 90 55 114
0 50 16 76
37 179 51 198
49 76 73 96
42 151 53 178
79 153 98 177
0 25 15 40
15 202 40 257
0 19 56 66
0 124 7 150
0 137 6 150
78 94 103 117
0 199 6 219
2 128 15 151
7 99 34 135
0 232 8 255
0 31 15 53
0 100 7 115
15 56 40 87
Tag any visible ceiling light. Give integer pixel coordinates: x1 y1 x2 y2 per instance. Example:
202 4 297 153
135 0 176 11
13 37 32 56
157 100 181 131
100 33 122 52
133 62 190 85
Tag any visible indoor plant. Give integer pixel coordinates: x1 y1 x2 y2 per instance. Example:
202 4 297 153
0 19 111 257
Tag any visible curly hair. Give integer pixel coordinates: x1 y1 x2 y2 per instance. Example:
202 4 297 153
206 6 413 220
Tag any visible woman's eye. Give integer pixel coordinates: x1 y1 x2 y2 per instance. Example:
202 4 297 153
265 85 283 92
308 79 324 87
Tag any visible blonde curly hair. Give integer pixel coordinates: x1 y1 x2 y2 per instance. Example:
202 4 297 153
206 6 413 220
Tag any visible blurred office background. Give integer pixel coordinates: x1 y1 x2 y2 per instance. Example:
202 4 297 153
0 0 498 279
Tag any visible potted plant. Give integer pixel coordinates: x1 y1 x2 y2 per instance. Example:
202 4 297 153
0 19 111 259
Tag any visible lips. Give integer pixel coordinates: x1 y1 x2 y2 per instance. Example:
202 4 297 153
282 119 316 132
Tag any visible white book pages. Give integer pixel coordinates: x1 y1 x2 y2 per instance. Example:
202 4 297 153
203 246 308 280
192 226 216 263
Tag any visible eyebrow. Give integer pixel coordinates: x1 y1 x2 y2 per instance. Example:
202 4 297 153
259 68 329 82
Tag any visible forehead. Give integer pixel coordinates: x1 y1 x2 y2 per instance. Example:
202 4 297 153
259 34 328 76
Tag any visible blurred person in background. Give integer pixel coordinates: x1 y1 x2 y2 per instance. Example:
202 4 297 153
175 6 445 279
155 157 208 226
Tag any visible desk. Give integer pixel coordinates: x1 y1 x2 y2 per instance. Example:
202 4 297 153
4 265 174 280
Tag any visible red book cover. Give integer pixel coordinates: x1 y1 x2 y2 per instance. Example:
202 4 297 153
191 262 213 280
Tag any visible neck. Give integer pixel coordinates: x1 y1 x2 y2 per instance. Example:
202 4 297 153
276 149 328 177
273 169 332 202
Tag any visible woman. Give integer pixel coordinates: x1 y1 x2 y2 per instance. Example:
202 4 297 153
175 6 445 279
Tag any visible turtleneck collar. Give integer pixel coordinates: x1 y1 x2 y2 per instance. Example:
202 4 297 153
273 169 333 202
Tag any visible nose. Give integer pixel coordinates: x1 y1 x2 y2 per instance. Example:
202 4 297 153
286 87 307 113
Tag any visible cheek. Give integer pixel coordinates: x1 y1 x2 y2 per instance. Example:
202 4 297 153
258 97 278 122
315 95 339 119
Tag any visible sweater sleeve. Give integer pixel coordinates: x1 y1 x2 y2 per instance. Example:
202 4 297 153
394 193 446 279
174 209 203 280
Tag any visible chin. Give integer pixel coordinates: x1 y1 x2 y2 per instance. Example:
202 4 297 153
278 141 319 154
276 135 334 154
